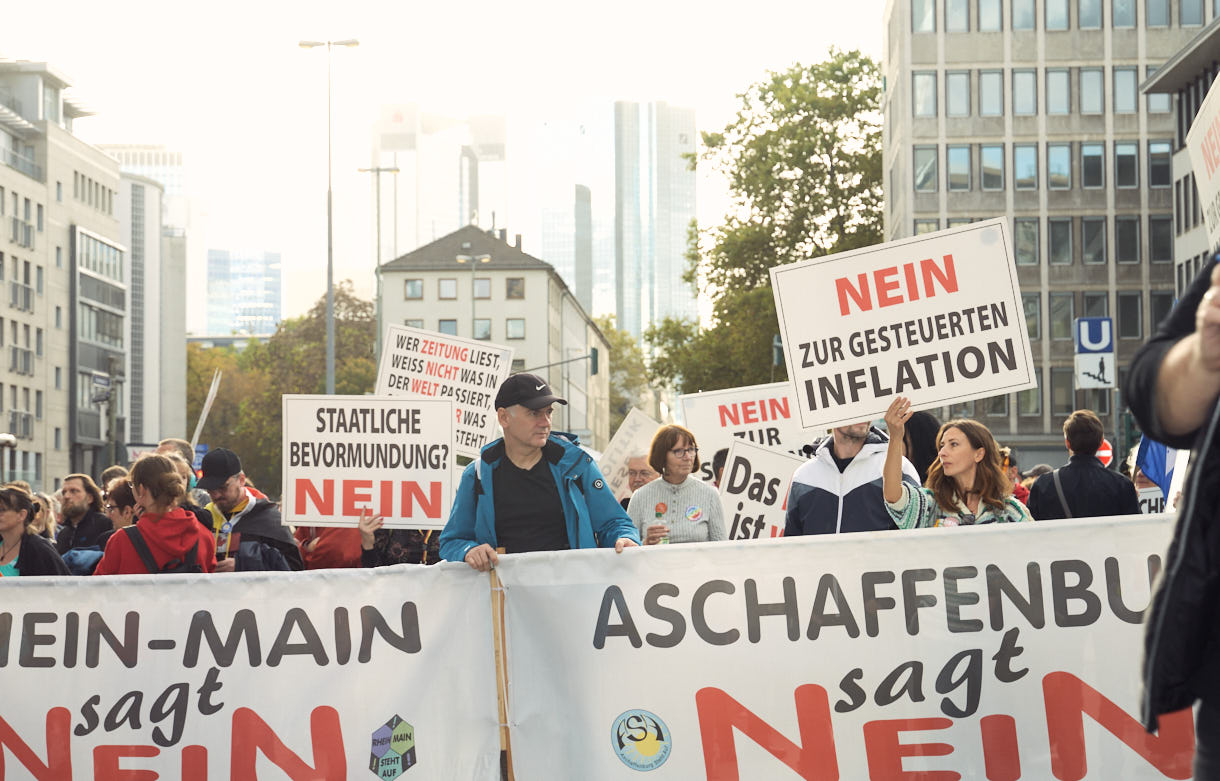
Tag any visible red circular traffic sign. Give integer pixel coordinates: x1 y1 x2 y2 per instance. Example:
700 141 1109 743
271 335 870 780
1097 438 1113 467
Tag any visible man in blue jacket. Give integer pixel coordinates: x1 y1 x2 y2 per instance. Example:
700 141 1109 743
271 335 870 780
439 373 640 571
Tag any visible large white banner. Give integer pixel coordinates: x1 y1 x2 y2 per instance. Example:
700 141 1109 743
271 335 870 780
679 382 811 483
374 325 513 458
498 516 1189 780
282 395 454 529
598 408 661 501
0 566 501 779
771 219 1038 430
718 439 805 540
1187 73 1220 250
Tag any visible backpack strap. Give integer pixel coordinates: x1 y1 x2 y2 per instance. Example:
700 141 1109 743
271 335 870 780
1051 468 1074 519
123 526 161 574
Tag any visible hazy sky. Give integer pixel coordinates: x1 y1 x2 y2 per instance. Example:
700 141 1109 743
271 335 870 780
4 0 884 324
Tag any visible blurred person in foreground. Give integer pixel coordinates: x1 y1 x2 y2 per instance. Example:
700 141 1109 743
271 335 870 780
1125 257 1220 777
0 487 69 576
902 410 942 485
627 425 726 545
883 397 1032 527
1027 409 1140 520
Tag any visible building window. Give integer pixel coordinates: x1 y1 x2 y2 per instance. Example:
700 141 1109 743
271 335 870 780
55 306 62 329
1014 145 1038 189
506 318 526 339
1046 0 1069 28
1149 142 1172 187
35 328 42 356
1113 68 1137 113
473 278 491 299
981 145 1004 190
1115 217 1140 263
1082 218 1106 264
54 427 61 449
948 218 972 227
1018 371 1042 415
35 390 42 419
55 367 61 390
1023 292 1041 339
474 318 491 340
404 279 423 299
438 279 457 299
1013 70 1037 115
56 246 62 268
1113 0 1135 25
1083 291 1109 316
1046 69 1070 114
1115 143 1138 188
946 0 969 30
36 266 43 294
1051 368 1075 415
1147 67 1170 113
1081 144 1104 188
1151 291 1174 327
1049 219 1073 265
1047 144 1072 189
913 0 936 30
438 319 458 335
1013 0 1036 27
511 359 526 373
913 146 938 192
979 0 1002 29
1149 216 1173 262
1147 0 1168 26
56 182 62 202
981 394 1009 416
1079 0 1102 27
915 219 940 234
946 72 970 117
404 319 424 328
947 146 971 191
913 72 937 117
1015 218 1040 265
1180 0 1203 24
506 278 525 299
1118 292 1142 339
1080 69 1104 114
36 204 43 231
980 71 1004 115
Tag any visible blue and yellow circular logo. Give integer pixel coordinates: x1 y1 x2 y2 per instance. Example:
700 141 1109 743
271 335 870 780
611 709 672 771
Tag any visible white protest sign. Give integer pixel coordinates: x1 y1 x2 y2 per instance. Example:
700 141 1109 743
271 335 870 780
1166 448 1192 513
1 565 501 779
597 408 661 501
375 324 513 458
1186 73 1220 249
679 382 811 484
717 439 805 540
498 516 1186 780
771 218 1037 430
1138 486 1167 514
282 395 454 529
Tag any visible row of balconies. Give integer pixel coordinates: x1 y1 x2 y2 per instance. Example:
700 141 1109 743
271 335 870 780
8 281 33 313
9 216 33 249
6 410 33 440
8 345 33 376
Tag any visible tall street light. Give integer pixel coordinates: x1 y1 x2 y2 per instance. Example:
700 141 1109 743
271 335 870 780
456 253 492 339
359 165 399 366
300 37 359 394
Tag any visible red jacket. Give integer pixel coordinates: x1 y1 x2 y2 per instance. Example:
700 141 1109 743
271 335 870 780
94 507 217 575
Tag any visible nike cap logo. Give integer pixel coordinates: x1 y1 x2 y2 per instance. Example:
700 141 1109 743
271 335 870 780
535 384 546 391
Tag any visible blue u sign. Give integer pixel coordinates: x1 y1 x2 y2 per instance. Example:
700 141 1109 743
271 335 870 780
1075 317 1114 354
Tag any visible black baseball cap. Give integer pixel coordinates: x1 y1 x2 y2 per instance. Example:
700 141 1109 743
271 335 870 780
494 373 568 410
197 448 243 490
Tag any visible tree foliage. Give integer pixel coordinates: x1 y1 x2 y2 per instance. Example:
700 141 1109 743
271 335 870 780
594 314 653 436
646 49 883 394
186 281 376 498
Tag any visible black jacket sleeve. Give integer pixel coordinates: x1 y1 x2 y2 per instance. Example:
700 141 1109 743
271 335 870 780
16 533 71 576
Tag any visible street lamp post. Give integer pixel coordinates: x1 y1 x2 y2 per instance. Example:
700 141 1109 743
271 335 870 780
358 165 399 365
455 254 491 340
299 38 359 394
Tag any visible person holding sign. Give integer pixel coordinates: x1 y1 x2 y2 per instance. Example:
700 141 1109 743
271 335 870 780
882 397 1032 527
439 373 639 571
626 425 726 545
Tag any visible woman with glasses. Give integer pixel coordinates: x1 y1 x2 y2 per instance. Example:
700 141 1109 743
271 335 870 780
0 486 70 576
626 424 726 545
102 476 139 536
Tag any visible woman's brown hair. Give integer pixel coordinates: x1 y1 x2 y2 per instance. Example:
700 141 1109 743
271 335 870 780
105 476 137 511
648 424 701 476
925 419 1012 513
128 454 187 509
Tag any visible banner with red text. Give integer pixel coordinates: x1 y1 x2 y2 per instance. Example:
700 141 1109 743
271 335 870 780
0 565 500 780
1186 72 1220 249
498 515 1188 780
374 324 513 458
771 219 1038 430
718 439 804 540
282 395 454 529
679 382 811 483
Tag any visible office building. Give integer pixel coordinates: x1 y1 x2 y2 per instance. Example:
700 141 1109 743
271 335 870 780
205 249 282 336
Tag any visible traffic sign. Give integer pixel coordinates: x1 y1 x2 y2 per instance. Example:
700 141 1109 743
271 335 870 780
1074 317 1115 389
1097 438 1114 467
1074 317 1114 353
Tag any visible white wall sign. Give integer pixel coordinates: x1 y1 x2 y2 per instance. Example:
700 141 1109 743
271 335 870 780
1186 73 1220 250
717 439 805 540
375 324 513 458
771 219 1037 430
679 382 811 483
282 395 454 529
598 408 661 501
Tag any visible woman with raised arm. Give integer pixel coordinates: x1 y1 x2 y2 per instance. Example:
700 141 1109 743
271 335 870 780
882 396 1032 528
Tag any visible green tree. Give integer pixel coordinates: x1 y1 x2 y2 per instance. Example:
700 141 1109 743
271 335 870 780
594 314 653 436
647 49 883 394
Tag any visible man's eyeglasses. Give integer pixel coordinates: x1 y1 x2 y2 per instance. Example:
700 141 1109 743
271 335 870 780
627 470 656 479
669 447 697 458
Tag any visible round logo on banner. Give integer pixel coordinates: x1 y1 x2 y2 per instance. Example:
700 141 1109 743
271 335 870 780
1097 438 1113 467
685 505 703 522
611 709 672 771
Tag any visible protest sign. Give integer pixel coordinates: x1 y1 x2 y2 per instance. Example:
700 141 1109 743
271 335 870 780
1187 73 1220 250
718 439 805 540
375 324 513 458
499 515 1185 779
0 565 501 780
771 218 1037 430
1139 486 1167 514
282 395 454 529
597 408 661 501
679 382 811 483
